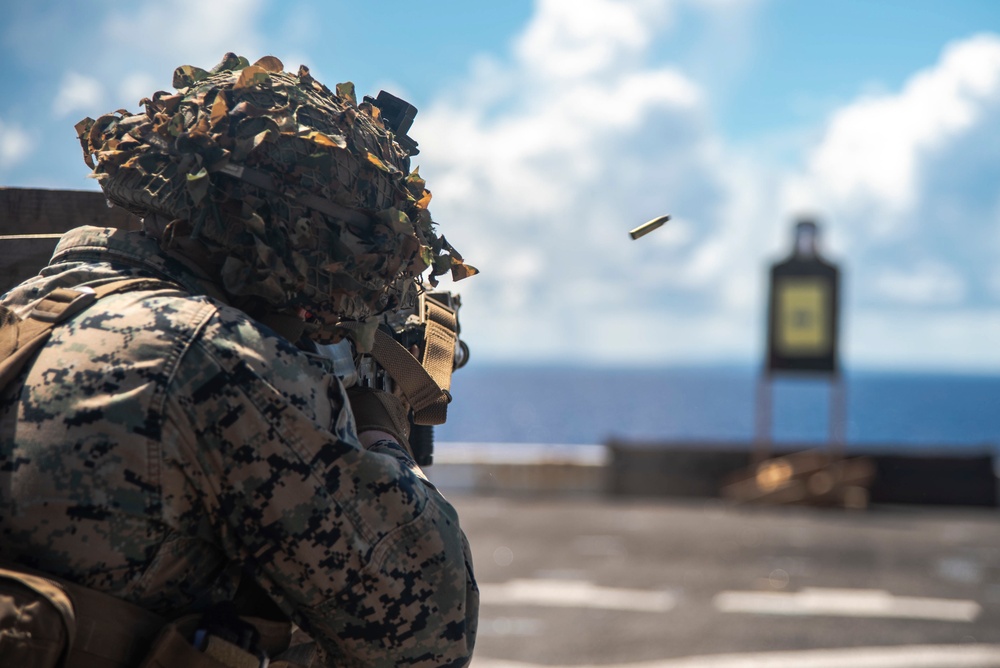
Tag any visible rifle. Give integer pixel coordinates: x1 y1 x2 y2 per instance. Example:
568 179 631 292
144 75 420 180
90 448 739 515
321 290 469 466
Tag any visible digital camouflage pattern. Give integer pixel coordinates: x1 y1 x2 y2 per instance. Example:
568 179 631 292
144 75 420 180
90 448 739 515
0 226 478 667
75 53 476 343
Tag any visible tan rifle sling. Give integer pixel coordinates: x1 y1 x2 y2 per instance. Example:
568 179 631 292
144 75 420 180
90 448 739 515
338 294 459 426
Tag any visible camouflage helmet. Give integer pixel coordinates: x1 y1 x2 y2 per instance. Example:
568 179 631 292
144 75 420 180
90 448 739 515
76 53 475 342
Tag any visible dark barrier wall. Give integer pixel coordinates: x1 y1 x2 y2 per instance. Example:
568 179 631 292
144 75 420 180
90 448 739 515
870 454 997 506
0 187 141 293
0 236 62 295
607 440 998 507
1 187 140 235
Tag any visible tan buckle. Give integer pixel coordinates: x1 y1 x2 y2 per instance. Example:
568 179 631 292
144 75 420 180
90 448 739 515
30 287 98 323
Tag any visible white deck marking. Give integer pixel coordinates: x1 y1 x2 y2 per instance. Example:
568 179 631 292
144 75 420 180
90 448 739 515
478 616 544 637
713 587 981 622
470 644 1000 668
479 578 677 612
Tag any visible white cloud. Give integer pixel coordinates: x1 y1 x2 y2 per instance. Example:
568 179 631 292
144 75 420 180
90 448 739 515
0 119 31 170
990 271 1000 300
100 0 264 67
25 0 269 123
52 72 105 118
847 309 1000 372
514 0 671 80
118 73 159 109
88 0 268 114
873 261 967 305
789 34 1000 236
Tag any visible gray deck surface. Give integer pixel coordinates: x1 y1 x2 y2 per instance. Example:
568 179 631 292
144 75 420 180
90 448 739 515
451 495 1000 667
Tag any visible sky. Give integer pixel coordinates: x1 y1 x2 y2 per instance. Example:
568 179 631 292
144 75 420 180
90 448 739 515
1 0 999 372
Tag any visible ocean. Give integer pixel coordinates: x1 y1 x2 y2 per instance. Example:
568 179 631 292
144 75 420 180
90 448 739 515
434 366 1000 454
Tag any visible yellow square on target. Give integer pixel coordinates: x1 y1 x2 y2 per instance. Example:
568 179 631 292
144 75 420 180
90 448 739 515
776 277 830 356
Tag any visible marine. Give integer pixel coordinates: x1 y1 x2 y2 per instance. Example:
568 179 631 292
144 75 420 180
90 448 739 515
0 53 478 667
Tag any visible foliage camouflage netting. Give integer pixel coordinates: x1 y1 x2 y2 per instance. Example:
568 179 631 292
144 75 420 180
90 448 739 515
76 53 475 342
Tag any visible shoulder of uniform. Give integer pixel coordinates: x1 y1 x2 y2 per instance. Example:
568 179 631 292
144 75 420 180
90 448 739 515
195 301 305 361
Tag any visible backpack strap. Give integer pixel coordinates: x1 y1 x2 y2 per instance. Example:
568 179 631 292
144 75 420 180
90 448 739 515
0 562 167 668
65 575 166 668
0 566 76 668
0 278 179 391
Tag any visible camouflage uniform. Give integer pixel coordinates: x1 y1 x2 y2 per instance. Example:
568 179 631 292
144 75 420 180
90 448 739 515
0 225 478 667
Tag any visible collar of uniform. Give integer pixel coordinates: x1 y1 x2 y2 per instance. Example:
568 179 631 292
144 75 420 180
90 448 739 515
49 226 228 303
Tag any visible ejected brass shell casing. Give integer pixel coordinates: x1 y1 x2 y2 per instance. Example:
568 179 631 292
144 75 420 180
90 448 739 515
629 215 671 240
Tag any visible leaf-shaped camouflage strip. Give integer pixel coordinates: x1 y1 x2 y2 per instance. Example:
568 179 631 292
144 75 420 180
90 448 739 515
335 82 357 107
233 66 272 92
210 52 249 74
253 55 284 73
173 65 210 89
75 53 474 340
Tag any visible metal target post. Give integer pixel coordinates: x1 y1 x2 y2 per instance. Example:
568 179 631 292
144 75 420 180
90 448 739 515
755 372 847 461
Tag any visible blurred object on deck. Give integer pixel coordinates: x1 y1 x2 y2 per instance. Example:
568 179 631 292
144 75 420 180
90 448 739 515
720 449 875 509
605 440 996 507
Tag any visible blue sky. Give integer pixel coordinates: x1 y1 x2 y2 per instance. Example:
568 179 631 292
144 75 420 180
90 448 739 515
2 0 999 371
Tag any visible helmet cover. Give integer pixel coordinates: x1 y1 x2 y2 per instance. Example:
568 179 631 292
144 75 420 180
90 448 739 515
76 53 476 341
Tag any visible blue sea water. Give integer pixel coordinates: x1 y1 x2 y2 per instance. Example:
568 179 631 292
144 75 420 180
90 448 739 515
435 365 1000 454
